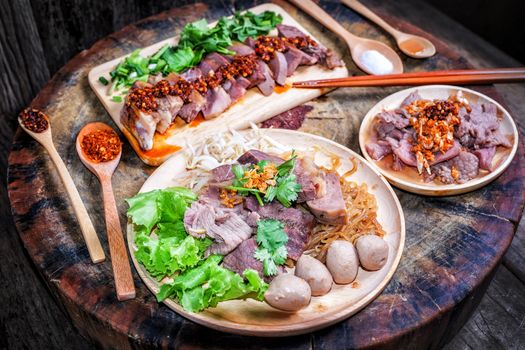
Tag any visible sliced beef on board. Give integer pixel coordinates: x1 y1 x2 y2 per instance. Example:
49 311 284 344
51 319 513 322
202 86 231 119
198 52 230 74
431 151 480 184
306 172 347 225
244 197 316 261
222 237 284 282
121 82 159 150
183 201 253 256
276 24 342 69
256 61 276 96
228 43 255 56
222 76 251 104
268 51 288 86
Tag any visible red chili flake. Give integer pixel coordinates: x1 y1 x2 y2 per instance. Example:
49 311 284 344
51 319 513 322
81 129 122 163
19 108 49 133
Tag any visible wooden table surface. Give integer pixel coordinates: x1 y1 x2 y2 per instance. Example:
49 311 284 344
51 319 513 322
2 1 525 349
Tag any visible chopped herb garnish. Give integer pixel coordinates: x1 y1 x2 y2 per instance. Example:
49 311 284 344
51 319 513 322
111 96 123 103
98 76 109 85
254 219 288 276
107 11 282 94
228 152 301 207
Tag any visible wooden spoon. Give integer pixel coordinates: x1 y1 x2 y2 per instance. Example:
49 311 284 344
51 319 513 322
18 109 105 264
76 122 135 301
288 0 403 75
341 0 436 59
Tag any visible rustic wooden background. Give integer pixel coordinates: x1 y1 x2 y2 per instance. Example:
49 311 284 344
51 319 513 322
1 0 524 349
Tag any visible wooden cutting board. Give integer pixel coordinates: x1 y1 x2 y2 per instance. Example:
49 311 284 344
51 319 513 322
88 3 348 166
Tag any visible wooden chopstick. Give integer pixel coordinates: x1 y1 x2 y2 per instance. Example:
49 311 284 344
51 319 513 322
292 68 525 88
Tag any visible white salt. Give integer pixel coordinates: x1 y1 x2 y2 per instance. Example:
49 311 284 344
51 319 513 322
359 50 394 75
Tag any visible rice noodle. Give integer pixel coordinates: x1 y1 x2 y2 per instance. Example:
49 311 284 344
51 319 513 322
305 178 385 262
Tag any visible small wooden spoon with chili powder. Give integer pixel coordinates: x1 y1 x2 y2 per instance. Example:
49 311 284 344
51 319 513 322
18 108 105 263
76 122 135 301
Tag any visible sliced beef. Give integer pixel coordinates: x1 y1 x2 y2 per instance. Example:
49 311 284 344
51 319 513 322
238 149 284 165
198 52 230 75
283 46 304 76
473 146 496 171
277 24 306 39
432 151 479 184
211 164 235 183
306 172 347 225
454 102 511 148
228 43 255 56
183 201 252 256
244 197 315 261
375 109 410 131
268 51 288 86
256 61 276 96
244 61 266 88
121 81 159 150
181 67 203 81
120 105 157 151
400 91 422 107
177 90 206 123
294 158 321 202
222 238 284 281
366 140 392 160
260 105 312 130
202 86 231 119
155 95 183 133
276 24 342 69
222 76 250 103
389 139 461 168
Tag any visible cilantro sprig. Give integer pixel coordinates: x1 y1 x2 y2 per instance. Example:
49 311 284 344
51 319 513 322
254 219 288 276
102 11 282 95
226 153 302 207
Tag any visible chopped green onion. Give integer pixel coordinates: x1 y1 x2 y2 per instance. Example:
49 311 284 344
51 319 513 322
111 96 123 103
98 76 109 85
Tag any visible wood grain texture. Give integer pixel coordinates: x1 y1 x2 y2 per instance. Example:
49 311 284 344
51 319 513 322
2 0 525 349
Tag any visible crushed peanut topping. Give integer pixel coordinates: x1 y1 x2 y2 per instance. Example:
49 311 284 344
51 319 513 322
406 95 468 173
242 162 278 193
219 188 243 208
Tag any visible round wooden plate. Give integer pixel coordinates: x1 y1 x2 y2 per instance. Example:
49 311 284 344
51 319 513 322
359 85 519 196
126 129 405 337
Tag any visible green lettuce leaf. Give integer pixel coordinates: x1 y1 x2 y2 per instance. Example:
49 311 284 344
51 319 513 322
157 255 268 312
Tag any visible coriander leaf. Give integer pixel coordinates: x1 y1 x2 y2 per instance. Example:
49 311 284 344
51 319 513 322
276 153 297 177
254 248 278 276
256 160 268 171
271 245 288 265
232 164 244 179
275 174 302 207
256 219 288 252
262 256 278 276
263 185 277 203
